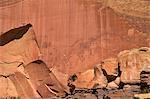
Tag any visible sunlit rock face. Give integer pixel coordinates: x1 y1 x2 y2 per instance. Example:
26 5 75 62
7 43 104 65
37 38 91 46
0 0 149 75
118 47 150 83
54 7 149 75
0 24 69 98
73 65 107 89
0 0 23 8
24 60 69 98
101 58 118 76
0 0 149 98
0 24 41 65
104 0 150 19
0 24 41 98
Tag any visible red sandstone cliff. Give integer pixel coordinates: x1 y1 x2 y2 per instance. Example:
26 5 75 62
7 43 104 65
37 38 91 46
0 0 149 74
0 0 149 98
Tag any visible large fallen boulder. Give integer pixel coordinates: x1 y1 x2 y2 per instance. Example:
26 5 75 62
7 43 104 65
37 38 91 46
118 47 150 83
101 58 118 76
24 60 69 97
0 24 41 98
9 72 38 99
73 64 107 89
0 24 41 65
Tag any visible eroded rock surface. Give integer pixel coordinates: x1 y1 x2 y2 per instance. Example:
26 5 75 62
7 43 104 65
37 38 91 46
0 24 68 98
0 24 149 98
0 24 40 65
118 47 150 83
0 24 41 98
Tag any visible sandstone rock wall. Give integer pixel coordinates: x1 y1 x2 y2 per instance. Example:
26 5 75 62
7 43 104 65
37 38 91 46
0 0 149 74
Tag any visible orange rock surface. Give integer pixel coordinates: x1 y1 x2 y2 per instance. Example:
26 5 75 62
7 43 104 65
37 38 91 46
118 47 150 83
0 0 149 98
0 0 149 74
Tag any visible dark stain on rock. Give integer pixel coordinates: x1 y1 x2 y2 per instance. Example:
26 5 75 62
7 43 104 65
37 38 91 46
102 64 122 83
37 90 43 98
31 60 44 64
141 71 150 74
139 49 148 52
0 24 32 46
118 82 125 89
102 68 117 83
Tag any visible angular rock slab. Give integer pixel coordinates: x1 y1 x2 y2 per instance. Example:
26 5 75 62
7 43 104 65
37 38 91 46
74 64 107 89
24 60 68 98
0 24 41 98
0 24 41 65
0 77 18 97
9 72 38 99
101 58 118 76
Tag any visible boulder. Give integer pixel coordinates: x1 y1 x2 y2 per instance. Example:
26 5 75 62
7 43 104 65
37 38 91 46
74 64 107 89
0 24 41 65
24 60 68 97
74 69 95 88
9 72 38 99
92 65 107 88
107 81 118 89
51 67 69 89
101 58 118 76
0 24 41 98
118 47 150 83
0 77 18 97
